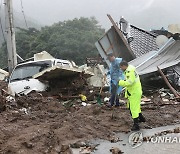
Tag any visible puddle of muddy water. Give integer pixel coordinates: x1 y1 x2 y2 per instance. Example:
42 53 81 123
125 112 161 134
72 124 180 154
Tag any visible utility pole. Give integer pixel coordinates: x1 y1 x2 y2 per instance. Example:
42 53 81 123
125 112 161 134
4 0 17 73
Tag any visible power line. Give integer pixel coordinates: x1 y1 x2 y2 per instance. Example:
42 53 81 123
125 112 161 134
20 0 28 29
0 0 6 43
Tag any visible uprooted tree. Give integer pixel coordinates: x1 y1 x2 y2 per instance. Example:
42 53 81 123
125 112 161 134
0 17 105 68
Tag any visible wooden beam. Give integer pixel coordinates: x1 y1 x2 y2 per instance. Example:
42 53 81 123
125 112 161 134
157 66 180 98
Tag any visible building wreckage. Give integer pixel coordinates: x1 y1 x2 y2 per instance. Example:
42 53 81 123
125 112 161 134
1 14 179 99
95 14 180 91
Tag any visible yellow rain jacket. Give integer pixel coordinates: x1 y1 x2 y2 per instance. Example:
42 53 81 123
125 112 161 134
119 65 142 118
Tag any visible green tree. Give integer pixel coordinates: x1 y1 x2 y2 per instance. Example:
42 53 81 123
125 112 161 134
0 17 105 68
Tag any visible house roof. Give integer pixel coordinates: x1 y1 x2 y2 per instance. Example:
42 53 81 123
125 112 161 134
130 38 180 75
129 25 159 57
95 15 159 67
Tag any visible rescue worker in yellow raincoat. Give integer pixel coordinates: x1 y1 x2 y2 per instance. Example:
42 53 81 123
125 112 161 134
118 61 145 131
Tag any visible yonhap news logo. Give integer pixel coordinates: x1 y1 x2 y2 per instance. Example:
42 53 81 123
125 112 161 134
129 131 180 148
145 136 180 144
128 132 143 148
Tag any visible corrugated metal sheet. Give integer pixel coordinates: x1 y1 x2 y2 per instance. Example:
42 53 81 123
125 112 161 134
130 39 180 75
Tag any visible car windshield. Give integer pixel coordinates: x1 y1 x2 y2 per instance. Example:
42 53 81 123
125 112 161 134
10 60 52 82
56 62 70 67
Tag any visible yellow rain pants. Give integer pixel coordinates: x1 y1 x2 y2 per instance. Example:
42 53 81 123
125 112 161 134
119 65 142 118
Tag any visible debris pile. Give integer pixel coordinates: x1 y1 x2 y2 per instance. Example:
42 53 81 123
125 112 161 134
95 15 180 91
0 14 179 154
0 80 179 153
141 88 179 105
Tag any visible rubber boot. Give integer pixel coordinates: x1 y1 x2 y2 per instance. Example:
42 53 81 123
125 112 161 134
115 95 120 107
139 113 146 122
131 118 140 131
110 94 116 106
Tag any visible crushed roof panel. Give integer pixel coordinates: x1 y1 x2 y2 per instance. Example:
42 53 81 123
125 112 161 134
129 25 159 57
130 39 180 75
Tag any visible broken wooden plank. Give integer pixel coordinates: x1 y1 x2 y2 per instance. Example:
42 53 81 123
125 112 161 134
157 66 180 98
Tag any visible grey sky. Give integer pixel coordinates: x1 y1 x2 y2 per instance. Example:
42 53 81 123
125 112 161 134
13 0 180 30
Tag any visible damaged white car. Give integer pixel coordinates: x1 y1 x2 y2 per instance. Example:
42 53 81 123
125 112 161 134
8 59 73 96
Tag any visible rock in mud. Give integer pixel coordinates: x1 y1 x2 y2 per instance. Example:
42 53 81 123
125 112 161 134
70 141 86 148
22 141 34 149
0 102 6 112
109 136 121 143
60 144 73 154
110 147 124 154
174 127 180 133
79 147 92 154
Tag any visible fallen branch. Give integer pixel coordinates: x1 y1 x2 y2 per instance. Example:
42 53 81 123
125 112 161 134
157 66 180 99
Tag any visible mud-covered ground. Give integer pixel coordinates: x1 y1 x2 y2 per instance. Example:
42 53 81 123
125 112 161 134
0 81 179 154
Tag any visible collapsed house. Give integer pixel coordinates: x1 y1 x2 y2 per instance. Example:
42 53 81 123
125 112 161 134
95 14 180 90
95 14 159 67
130 38 180 90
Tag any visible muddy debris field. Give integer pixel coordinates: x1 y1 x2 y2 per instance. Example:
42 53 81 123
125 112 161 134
0 81 179 154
